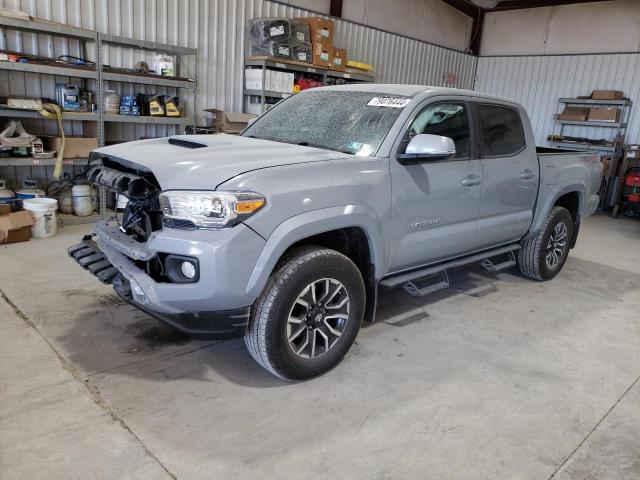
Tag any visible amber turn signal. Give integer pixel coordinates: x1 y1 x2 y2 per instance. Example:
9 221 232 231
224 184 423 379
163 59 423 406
234 199 265 214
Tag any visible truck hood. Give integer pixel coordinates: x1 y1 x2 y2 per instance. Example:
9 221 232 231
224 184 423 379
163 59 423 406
93 134 348 190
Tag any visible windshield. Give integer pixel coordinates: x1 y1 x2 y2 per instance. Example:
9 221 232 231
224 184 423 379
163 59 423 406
242 90 410 156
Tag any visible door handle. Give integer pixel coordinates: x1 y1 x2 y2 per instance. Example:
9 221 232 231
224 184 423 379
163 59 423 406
520 169 536 180
461 175 482 187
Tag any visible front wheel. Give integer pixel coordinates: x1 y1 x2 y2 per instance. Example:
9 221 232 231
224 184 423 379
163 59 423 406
245 246 366 381
517 206 573 281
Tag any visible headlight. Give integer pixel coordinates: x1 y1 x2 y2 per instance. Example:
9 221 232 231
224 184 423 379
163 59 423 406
159 191 266 229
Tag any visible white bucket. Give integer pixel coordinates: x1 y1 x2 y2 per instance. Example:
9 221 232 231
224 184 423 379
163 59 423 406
23 197 58 239
72 184 94 217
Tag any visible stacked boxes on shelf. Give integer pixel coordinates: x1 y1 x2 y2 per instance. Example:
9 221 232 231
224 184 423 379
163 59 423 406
245 68 294 95
248 17 348 71
249 18 311 64
294 17 334 68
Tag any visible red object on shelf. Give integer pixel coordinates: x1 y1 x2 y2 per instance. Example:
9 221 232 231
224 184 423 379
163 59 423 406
296 77 323 91
628 194 640 203
625 171 640 187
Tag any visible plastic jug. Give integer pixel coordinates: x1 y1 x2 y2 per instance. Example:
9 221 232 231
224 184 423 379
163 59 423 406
16 178 45 199
0 179 14 205
72 184 94 216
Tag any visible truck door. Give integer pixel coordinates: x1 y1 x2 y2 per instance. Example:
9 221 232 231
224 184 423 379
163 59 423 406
474 103 538 246
388 99 484 272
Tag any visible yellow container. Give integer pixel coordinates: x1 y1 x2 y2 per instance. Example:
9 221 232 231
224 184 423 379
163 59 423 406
346 60 373 72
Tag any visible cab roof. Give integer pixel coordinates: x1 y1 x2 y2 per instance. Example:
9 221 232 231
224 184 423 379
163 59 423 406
313 83 521 107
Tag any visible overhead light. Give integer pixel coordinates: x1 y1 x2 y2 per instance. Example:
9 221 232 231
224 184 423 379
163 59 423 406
468 0 500 8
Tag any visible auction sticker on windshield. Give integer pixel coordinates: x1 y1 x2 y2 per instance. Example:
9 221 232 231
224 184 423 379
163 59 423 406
367 97 411 108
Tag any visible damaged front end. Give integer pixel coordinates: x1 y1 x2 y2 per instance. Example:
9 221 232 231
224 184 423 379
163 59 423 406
67 153 171 284
67 152 257 338
87 156 163 243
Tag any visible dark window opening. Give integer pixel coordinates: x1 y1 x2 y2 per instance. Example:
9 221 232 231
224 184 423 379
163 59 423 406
478 104 525 157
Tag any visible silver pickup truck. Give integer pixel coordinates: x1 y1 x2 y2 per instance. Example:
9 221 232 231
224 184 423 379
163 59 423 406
69 85 602 380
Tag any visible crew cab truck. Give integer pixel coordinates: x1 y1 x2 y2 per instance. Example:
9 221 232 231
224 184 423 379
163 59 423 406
69 85 602 380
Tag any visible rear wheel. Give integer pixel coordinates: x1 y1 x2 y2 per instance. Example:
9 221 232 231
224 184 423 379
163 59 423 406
245 246 366 380
518 206 573 281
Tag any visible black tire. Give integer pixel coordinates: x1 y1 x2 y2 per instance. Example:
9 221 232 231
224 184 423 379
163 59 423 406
245 246 366 381
517 206 573 281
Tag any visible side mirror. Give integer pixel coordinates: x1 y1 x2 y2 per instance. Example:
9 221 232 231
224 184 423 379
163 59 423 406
397 134 456 164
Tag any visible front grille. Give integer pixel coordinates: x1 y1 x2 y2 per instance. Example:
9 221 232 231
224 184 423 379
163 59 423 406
89 155 163 243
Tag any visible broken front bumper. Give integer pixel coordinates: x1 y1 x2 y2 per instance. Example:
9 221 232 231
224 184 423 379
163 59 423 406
68 221 266 338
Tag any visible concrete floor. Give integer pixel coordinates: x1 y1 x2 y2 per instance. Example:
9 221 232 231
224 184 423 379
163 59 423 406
1 214 639 480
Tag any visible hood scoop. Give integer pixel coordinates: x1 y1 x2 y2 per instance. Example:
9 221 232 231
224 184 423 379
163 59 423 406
168 137 207 149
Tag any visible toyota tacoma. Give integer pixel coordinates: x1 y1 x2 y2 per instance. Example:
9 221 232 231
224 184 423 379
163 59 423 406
69 85 602 380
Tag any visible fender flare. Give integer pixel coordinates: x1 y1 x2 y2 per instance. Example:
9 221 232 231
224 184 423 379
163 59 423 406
528 182 585 236
244 205 387 299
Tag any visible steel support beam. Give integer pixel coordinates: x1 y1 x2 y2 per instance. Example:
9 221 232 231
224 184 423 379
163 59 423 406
330 0 343 18
493 0 612 11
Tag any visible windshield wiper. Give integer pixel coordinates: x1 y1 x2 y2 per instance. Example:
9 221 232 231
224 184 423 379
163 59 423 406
297 141 328 150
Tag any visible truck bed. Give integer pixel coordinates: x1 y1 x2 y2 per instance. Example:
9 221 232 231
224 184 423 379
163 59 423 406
532 147 603 230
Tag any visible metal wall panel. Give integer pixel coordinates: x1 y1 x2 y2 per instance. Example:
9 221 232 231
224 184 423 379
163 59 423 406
1 0 477 126
475 54 640 146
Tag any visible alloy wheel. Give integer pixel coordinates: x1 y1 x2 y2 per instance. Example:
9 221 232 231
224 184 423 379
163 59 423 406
286 278 350 359
545 221 568 269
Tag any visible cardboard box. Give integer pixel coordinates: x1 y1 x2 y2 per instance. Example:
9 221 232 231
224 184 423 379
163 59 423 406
295 17 334 44
285 72 294 93
204 109 256 134
245 68 263 90
268 70 278 92
332 47 347 71
0 204 32 244
312 41 333 67
45 136 98 159
591 90 624 100
588 107 619 122
244 68 281 91
275 71 285 93
557 106 589 121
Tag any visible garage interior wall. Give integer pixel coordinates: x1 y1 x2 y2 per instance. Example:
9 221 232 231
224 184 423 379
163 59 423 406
480 0 640 56
475 53 640 146
0 0 477 129
475 1 640 147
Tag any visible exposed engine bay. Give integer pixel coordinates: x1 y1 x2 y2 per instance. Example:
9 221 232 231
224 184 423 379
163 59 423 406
87 154 163 243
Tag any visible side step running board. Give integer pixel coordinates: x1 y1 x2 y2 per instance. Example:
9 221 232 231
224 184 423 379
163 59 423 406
380 244 521 289
402 271 449 298
481 251 517 273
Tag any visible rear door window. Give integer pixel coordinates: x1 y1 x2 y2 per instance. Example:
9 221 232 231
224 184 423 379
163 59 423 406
477 104 525 157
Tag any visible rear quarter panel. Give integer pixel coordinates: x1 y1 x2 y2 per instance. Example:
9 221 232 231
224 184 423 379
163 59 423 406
530 151 602 234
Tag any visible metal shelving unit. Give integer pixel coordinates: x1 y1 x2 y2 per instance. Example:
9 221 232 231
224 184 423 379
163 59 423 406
96 32 198 147
0 60 97 78
0 157 88 167
103 114 193 125
551 97 634 209
0 16 198 147
558 98 631 106
556 120 627 128
0 16 198 221
244 56 374 113
548 141 616 153
0 16 95 40
550 97 632 152
0 108 98 121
